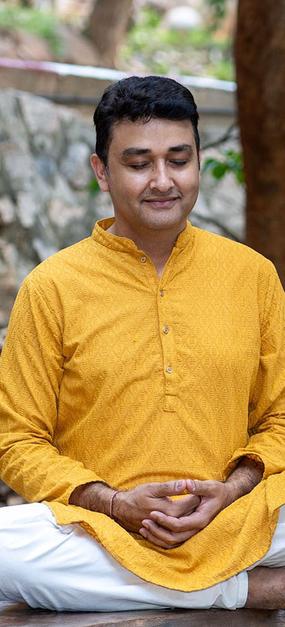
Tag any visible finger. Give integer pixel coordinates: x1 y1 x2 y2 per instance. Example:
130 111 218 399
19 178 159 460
186 479 221 497
149 511 208 533
154 494 199 518
141 524 201 546
141 519 194 545
168 494 200 517
150 480 187 498
139 527 178 549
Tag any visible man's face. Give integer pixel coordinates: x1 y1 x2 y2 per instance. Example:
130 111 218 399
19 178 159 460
91 117 200 237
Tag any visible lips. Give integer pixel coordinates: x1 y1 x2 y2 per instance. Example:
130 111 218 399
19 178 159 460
143 196 180 208
144 195 179 201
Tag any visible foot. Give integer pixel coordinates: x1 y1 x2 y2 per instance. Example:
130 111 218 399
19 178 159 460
246 566 285 609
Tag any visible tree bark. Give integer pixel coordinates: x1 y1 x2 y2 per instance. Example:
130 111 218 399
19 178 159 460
235 0 285 285
86 0 133 68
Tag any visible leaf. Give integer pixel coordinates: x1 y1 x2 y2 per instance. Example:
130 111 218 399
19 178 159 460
88 179 100 195
202 150 245 185
206 0 227 21
211 162 228 179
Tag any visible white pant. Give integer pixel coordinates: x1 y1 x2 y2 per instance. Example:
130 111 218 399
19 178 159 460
0 503 284 612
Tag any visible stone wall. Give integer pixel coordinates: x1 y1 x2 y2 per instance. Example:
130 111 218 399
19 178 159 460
0 89 110 329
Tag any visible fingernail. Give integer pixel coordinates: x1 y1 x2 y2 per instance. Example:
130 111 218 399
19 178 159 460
140 528 147 537
187 480 195 491
176 480 184 490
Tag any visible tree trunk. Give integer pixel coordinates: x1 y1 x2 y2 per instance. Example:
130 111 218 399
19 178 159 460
235 0 285 285
86 0 133 68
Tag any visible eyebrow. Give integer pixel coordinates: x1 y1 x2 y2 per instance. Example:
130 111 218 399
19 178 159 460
121 144 194 158
122 148 151 157
168 144 194 153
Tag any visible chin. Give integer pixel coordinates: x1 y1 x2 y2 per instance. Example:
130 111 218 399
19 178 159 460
142 213 188 231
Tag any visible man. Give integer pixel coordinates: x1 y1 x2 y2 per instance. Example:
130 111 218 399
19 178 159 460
0 75 285 612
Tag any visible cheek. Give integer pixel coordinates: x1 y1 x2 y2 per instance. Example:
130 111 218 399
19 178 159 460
182 175 200 196
122 175 150 197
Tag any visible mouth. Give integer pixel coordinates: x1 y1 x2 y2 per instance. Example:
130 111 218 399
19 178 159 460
143 197 180 209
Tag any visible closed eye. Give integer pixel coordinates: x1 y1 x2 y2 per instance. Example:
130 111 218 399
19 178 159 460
169 160 189 166
128 163 149 170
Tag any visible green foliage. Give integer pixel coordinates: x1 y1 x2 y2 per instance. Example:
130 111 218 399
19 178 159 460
120 6 233 79
88 178 100 196
203 150 245 185
0 3 63 55
208 58 234 81
206 0 227 21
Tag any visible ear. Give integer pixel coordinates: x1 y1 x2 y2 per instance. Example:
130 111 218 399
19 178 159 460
198 149 201 172
90 154 109 192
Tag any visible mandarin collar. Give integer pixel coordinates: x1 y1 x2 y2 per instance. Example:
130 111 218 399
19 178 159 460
92 217 194 254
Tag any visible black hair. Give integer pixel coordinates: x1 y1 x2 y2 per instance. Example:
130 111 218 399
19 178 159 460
93 75 200 165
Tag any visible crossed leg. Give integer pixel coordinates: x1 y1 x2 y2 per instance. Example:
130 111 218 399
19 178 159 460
0 502 285 611
246 506 285 609
247 567 285 609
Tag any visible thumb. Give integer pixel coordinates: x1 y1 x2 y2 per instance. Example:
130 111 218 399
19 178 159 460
186 479 216 496
151 480 187 498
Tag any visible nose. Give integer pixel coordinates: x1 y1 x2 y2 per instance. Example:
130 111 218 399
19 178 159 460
149 163 173 192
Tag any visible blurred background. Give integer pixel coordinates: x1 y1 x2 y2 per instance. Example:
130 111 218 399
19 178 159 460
0 0 285 504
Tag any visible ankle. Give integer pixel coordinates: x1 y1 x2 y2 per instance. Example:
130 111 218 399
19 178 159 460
246 566 285 609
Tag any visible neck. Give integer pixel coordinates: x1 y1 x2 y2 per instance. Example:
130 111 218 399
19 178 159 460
108 220 186 276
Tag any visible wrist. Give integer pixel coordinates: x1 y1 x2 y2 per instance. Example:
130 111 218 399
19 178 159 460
111 489 126 522
224 457 264 504
109 490 120 519
223 480 238 507
69 481 115 515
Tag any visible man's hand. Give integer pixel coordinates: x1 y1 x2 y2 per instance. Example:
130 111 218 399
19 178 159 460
112 480 200 533
139 479 231 549
70 479 200 534
70 457 263 550
140 458 264 549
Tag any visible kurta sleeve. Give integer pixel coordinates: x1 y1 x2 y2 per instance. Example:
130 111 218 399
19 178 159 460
0 275 105 504
225 261 285 479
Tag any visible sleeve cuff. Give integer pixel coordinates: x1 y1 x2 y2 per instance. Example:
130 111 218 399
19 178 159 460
223 451 265 480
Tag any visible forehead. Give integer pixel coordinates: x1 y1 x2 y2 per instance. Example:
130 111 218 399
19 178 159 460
109 118 196 155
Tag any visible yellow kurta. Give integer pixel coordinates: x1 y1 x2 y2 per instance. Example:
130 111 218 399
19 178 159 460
1 218 285 591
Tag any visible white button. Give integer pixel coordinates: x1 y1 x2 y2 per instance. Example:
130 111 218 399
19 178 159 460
166 366 173 374
163 325 170 334
140 256 147 263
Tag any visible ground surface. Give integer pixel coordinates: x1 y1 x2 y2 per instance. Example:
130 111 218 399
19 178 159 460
1 602 285 626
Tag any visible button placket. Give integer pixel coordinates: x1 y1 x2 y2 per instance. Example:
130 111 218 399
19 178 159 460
137 254 159 290
157 285 177 411
164 355 177 411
